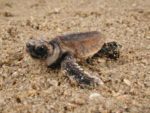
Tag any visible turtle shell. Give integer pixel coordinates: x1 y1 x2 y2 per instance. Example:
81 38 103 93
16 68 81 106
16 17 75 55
54 31 106 58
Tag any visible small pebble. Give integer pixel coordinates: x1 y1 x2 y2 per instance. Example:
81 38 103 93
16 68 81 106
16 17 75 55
0 93 4 104
97 59 105 63
12 72 18 76
54 8 60 13
74 98 86 105
123 79 131 86
50 80 58 87
65 103 77 110
141 59 149 65
89 93 100 100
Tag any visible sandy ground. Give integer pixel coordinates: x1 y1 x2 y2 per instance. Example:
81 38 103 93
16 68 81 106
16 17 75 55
0 0 150 113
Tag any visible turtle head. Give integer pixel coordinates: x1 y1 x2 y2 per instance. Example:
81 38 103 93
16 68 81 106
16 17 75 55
26 39 53 60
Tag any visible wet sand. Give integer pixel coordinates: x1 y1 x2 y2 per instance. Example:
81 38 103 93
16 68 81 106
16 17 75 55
0 0 150 112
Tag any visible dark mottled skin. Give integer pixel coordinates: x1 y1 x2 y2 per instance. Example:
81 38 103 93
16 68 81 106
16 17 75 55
61 52 99 87
97 41 121 60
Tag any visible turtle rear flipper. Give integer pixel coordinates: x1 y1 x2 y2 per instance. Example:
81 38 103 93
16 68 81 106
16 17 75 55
61 52 101 88
97 41 121 60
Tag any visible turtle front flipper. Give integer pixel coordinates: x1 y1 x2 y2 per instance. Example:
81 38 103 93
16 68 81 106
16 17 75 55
61 52 101 88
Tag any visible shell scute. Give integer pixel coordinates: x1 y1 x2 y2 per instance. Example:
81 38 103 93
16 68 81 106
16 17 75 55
55 31 106 58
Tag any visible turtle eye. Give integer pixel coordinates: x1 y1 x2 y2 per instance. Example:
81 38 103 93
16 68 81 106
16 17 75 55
35 45 48 56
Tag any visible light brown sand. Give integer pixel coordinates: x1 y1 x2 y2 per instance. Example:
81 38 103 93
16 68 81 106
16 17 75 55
0 0 150 113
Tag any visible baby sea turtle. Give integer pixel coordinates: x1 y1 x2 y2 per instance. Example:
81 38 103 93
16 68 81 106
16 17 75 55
26 31 120 88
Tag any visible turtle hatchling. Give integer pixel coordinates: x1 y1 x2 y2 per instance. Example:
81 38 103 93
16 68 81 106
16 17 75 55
26 31 120 88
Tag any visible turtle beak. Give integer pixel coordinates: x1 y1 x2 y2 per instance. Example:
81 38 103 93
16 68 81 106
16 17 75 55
26 44 39 59
26 40 34 53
